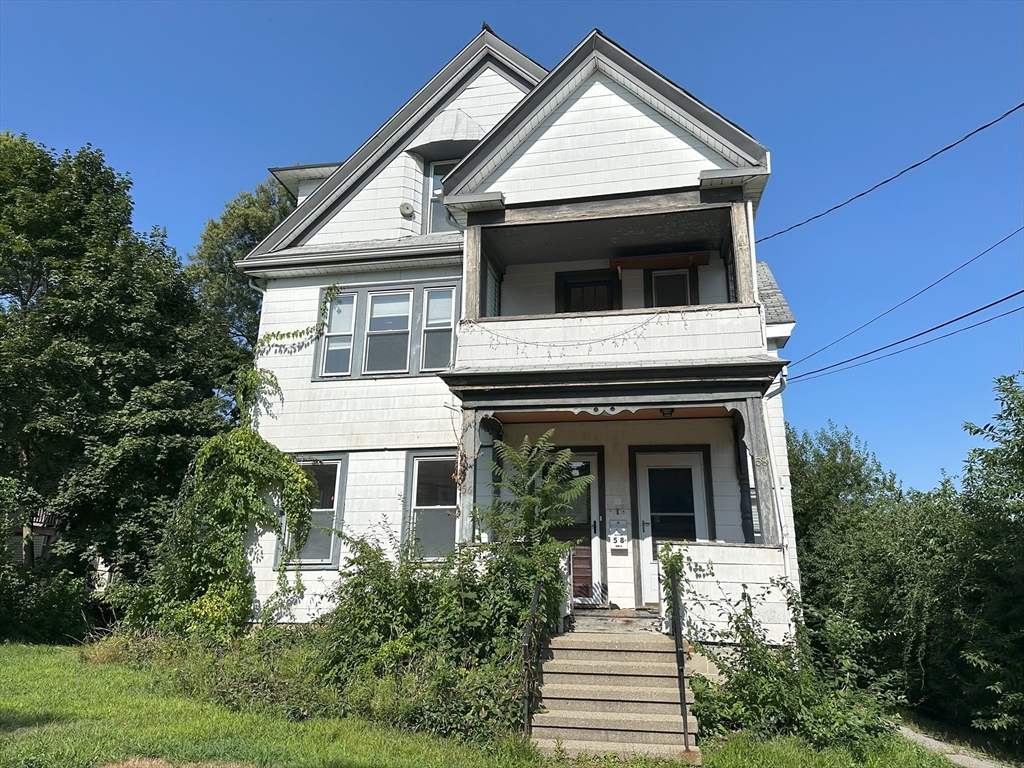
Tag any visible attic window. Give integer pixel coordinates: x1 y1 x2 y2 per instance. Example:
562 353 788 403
428 161 459 233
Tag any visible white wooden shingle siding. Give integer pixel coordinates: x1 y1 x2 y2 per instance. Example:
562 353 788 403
410 66 528 146
305 152 424 245
457 306 764 371
254 272 462 452
297 178 323 206
304 68 527 248
477 73 733 205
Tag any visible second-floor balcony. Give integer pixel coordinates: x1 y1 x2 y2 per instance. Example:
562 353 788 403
454 197 769 375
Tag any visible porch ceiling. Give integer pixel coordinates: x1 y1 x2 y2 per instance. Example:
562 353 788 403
481 207 731 266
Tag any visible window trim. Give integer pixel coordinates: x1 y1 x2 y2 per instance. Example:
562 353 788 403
554 269 622 314
320 292 358 378
643 266 700 308
310 279 462 382
420 286 456 372
404 449 460 560
362 289 414 375
426 159 460 234
282 454 348 571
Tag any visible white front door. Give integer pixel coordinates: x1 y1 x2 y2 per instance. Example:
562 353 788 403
555 454 604 605
636 452 709 606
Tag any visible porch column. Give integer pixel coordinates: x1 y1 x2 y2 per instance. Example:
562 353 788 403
730 411 758 544
463 225 483 321
730 203 755 304
458 407 480 544
744 397 782 546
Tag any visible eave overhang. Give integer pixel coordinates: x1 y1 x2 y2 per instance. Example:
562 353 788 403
440 356 786 409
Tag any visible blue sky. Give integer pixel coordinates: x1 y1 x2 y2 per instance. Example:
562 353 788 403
1 1 1021 490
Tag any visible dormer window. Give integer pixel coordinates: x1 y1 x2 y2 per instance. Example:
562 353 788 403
428 160 459 233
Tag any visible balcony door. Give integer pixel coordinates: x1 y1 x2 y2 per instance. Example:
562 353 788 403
636 452 708 606
551 453 604 605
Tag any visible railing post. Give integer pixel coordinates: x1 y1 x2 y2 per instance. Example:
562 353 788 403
522 580 542 736
669 564 692 751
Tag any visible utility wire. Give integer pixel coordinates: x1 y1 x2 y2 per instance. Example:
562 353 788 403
756 102 1024 244
787 290 1024 382
790 306 1023 384
790 227 1024 368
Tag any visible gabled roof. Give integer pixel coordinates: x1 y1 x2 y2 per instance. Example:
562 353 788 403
244 27 547 261
443 29 769 207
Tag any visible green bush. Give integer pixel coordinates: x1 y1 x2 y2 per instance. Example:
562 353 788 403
663 549 896 755
0 562 96 643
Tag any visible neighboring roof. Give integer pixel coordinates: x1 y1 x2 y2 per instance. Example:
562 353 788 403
757 261 795 325
242 27 547 263
443 29 769 203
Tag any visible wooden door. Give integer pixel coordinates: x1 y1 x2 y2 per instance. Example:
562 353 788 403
551 455 603 604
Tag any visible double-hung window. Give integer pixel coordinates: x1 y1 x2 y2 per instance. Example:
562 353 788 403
294 461 343 566
321 294 356 376
364 291 412 374
421 288 455 371
650 269 692 307
410 455 458 559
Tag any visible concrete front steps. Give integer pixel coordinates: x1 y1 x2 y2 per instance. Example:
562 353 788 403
533 629 701 764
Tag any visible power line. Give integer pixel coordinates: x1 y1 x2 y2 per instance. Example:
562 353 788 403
756 102 1024 244
787 290 1024 382
790 227 1024 368
790 306 1023 384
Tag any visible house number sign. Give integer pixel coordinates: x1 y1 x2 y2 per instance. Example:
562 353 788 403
608 520 629 550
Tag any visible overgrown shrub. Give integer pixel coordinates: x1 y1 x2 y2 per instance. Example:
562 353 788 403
662 549 897 755
0 561 95 642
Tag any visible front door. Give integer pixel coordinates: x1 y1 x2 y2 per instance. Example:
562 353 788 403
552 454 603 605
636 452 708 606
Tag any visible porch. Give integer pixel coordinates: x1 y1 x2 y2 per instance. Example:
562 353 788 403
444 390 795 643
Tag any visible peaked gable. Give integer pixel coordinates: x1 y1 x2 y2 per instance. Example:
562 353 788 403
246 28 546 260
445 30 768 207
474 71 735 205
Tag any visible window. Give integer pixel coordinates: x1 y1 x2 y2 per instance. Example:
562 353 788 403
294 461 343 566
315 282 460 380
421 288 455 371
555 270 621 313
321 294 356 376
364 291 412 374
645 268 698 308
428 161 459 233
410 456 458 558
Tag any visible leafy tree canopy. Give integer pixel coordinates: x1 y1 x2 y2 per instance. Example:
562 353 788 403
0 133 235 582
186 177 294 355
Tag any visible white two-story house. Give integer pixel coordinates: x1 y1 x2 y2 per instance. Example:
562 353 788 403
240 27 799 641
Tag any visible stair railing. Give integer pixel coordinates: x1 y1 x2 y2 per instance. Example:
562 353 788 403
521 579 543 736
666 563 693 752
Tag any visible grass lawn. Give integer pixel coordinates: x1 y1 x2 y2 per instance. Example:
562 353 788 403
0 644 952 768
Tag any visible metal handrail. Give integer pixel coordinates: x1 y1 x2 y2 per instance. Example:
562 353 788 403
667 564 692 752
522 580 543 735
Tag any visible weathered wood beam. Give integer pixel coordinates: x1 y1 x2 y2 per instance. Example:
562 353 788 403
494 192 731 227
730 203 755 304
744 397 781 546
458 407 480 544
463 225 482 321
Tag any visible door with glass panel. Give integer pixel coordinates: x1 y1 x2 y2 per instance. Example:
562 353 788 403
636 452 708 605
550 454 604 605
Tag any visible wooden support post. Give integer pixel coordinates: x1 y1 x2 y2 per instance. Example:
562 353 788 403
458 407 480 544
745 397 781 546
463 225 483 322
730 203 755 304
730 410 756 544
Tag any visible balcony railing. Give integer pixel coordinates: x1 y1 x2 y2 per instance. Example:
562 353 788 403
455 304 763 371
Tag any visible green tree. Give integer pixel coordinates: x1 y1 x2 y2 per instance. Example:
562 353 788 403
186 178 295 355
0 133 233 587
